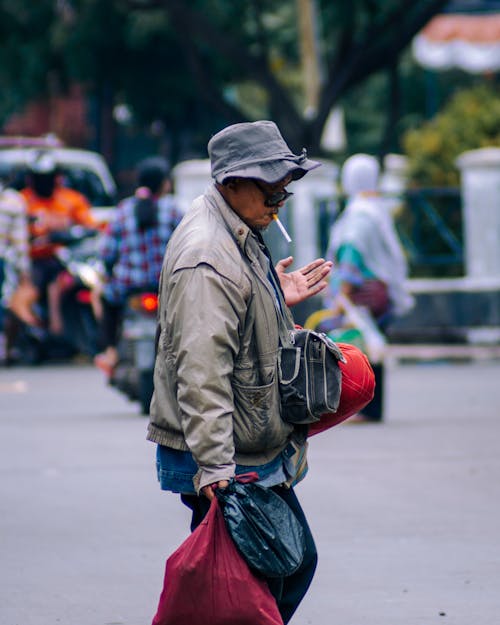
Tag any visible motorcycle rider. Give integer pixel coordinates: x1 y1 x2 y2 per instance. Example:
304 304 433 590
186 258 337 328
94 156 182 375
21 149 96 335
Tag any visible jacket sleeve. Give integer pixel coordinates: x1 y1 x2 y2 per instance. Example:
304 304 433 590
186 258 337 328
166 264 246 493
69 190 96 227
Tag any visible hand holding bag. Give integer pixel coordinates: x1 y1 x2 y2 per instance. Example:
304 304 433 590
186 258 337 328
215 474 306 578
151 497 283 625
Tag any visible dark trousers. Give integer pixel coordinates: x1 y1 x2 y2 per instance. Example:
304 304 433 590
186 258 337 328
31 257 64 293
181 484 318 624
99 297 123 349
362 362 384 421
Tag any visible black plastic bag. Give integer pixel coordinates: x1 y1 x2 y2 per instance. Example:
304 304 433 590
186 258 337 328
215 475 306 578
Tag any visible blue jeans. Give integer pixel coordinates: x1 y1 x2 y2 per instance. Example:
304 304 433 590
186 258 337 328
156 443 298 494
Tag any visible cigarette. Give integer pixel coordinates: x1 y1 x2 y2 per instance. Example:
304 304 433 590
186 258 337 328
273 214 292 243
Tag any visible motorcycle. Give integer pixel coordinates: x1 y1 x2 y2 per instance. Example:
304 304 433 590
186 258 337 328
6 226 102 365
108 289 158 415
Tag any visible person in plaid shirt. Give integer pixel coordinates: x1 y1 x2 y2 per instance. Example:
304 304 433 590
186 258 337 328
0 182 35 361
0 183 31 310
94 157 181 374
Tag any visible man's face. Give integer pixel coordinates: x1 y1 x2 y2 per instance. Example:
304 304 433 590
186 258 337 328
225 175 293 231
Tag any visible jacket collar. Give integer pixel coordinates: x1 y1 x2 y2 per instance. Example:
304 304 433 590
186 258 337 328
205 182 285 299
205 183 294 332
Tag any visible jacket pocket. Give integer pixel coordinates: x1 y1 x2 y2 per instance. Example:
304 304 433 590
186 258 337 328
231 377 289 452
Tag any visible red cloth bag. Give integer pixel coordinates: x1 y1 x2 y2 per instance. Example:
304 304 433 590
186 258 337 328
151 497 284 625
308 342 375 436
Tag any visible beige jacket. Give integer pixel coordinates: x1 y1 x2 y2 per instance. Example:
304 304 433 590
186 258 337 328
147 185 296 492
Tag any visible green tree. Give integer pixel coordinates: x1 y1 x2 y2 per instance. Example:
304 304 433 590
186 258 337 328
403 83 500 186
134 0 448 152
0 0 447 158
0 1 57 117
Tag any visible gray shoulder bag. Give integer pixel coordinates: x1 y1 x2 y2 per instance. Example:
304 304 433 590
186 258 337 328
278 322 346 425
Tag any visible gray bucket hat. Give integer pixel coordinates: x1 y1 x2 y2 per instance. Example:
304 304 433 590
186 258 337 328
208 120 321 184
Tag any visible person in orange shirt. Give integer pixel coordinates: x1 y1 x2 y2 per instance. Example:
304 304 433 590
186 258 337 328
21 150 96 334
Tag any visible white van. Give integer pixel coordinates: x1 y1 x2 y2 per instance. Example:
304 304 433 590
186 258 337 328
0 141 117 223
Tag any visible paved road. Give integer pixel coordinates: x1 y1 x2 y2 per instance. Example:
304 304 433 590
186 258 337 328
0 359 499 625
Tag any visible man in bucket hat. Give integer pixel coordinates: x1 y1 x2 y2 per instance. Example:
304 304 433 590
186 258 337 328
209 120 319 183
148 121 332 623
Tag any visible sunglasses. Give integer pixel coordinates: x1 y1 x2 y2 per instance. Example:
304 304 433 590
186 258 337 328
252 180 293 207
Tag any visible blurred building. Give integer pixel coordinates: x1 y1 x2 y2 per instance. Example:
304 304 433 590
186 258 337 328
413 11 500 73
2 84 90 148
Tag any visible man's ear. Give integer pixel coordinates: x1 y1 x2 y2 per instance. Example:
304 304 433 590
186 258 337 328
225 178 239 191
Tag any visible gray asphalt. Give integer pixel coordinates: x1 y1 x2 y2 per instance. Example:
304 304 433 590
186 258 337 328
0 358 499 625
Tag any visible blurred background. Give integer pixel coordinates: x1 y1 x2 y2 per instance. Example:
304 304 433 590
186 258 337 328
0 1 497 179
1 0 499 344
1 5 499 622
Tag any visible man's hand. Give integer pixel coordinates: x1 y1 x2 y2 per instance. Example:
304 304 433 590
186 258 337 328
275 256 333 307
201 480 229 501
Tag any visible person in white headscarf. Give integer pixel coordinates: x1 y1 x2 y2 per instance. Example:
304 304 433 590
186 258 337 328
326 153 414 422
